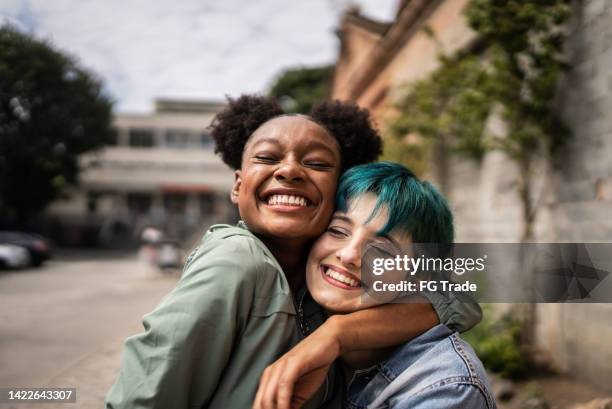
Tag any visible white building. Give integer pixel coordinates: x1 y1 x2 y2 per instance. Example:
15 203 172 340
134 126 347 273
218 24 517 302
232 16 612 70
46 99 236 247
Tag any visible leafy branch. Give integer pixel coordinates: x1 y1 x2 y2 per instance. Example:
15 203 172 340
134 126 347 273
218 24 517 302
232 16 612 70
389 0 573 241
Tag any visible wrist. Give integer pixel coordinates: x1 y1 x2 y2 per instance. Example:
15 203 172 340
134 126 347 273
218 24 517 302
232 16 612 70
323 314 345 355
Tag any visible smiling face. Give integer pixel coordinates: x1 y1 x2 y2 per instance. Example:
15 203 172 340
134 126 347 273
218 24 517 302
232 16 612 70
231 115 341 243
306 193 413 314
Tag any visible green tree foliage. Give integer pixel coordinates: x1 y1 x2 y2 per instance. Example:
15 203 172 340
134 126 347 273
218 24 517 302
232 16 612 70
465 0 573 157
390 0 572 240
463 306 529 379
269 65 334 114
391 55 493 161
0 25 113 225
466 0 572 241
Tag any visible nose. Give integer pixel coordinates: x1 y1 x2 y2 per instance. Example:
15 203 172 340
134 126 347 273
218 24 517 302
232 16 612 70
336 238 362 269
274 158 305 182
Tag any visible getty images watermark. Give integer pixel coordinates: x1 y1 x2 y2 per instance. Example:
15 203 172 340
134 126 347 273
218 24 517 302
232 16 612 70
360 243 612 303
371 252 486 293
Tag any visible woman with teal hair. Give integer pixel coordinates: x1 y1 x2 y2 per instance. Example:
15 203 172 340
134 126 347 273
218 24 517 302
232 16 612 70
256 162 495 409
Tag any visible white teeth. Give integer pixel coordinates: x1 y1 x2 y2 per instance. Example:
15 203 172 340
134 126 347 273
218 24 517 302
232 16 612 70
266 194 308 207
324 268 358 287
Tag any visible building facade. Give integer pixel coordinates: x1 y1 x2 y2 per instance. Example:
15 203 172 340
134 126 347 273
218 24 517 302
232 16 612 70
46 99 236 247
332 0 612 391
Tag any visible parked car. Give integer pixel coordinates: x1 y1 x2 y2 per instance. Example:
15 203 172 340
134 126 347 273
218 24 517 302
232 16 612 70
0 244 31 269
0 231 52 267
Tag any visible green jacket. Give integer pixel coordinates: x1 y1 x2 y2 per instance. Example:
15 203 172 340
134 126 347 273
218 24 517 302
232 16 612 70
106 222 481 409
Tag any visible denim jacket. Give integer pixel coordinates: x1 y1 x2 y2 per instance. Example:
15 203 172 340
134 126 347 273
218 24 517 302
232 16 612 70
344 324 496 409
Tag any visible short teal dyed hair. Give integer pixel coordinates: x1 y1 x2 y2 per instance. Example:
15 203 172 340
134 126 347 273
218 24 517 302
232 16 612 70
336 161 454 244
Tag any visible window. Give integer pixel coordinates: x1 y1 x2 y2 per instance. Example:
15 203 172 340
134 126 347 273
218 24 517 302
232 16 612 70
165 129 192 148
164 193 187 213
199 193 215 216
128 128 154 147
127 193 152 214
201 131 213 149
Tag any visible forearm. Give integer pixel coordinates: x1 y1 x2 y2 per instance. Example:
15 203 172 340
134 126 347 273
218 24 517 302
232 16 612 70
327 295 438 353
252 297 438 409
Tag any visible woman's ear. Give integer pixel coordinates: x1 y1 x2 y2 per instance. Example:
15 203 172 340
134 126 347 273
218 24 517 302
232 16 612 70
230 170 242 204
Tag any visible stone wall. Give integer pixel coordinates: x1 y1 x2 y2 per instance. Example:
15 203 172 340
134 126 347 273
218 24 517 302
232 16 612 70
434 0 612 390
333 0 612 391
534 0 612 389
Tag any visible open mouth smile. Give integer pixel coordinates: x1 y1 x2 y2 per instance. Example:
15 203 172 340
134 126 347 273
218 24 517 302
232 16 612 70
265 194 309 207
320 265 361 290
259 188 315 211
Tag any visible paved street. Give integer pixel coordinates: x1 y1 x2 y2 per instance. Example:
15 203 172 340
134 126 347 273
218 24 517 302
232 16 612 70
0 252 179 408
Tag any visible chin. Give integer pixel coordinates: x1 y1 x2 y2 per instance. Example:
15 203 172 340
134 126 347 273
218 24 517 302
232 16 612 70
311 291 357 314
268 223 323 239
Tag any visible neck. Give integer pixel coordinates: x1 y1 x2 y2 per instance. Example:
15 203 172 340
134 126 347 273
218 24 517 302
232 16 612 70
342 348 394 371
257 235 311 293
326 310 395 378
341 348 395 385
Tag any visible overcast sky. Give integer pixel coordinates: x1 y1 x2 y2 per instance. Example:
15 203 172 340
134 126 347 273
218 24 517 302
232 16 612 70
1 0 397 113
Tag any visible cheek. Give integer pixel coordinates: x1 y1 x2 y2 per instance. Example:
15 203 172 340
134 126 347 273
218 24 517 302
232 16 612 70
315 174 339 203
305 264 319 292
307 236 336 273
311 179 338 227
308 236 331 263
238 171 267 205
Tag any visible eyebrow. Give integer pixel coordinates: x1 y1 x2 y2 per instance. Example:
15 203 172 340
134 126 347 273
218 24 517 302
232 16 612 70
302 140 339 157
333 214 402 248
250 137 282 148
250 137 338 157
331 214 352 225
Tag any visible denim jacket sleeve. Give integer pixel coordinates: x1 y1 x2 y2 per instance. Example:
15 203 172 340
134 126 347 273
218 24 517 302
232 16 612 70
391 382 492 409
420 290 482 333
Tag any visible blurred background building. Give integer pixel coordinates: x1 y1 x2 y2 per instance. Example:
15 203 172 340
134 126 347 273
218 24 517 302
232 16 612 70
44 99 236 247
331 0 612 391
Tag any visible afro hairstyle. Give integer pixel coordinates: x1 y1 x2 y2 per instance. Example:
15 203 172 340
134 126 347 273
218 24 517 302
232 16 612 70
210 94 382 171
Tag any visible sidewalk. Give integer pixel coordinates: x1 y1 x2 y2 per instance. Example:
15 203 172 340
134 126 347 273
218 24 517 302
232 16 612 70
2 340 125 409
0 254 178 409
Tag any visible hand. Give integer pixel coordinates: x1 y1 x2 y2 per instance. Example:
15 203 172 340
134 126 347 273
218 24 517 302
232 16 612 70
254 360 330 409
253 317 342 409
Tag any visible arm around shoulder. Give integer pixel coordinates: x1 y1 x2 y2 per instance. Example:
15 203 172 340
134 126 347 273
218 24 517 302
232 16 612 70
420 290 482 333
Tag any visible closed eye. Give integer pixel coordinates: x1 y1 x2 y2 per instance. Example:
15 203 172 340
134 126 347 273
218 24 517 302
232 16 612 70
305 161 333 170
327 227 348 237
254 155 278 163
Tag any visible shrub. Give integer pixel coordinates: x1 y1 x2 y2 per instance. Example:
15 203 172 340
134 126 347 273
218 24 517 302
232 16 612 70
463 305 530 379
